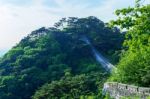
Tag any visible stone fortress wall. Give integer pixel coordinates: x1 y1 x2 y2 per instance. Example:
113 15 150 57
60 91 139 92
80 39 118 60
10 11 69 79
103 82 150 99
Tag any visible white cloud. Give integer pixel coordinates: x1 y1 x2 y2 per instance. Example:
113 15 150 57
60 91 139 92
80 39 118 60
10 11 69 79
0 2 60 50
0 0 149 55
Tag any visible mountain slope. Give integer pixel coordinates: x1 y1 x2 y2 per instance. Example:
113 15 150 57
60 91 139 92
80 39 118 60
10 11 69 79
0 16 124 99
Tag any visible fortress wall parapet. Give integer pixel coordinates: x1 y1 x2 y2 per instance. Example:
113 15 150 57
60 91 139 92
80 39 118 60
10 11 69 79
103 82 150 99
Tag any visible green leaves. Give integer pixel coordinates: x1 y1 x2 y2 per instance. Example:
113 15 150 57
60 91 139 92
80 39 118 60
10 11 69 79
110 2 150 87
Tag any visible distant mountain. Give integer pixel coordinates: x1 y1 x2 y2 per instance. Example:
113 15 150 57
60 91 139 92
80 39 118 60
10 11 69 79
0 16 124 99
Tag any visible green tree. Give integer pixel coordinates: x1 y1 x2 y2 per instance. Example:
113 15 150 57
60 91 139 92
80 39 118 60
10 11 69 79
109 1 150 86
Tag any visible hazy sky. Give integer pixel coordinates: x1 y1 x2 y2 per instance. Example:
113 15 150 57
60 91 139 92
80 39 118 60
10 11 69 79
0 0 149 56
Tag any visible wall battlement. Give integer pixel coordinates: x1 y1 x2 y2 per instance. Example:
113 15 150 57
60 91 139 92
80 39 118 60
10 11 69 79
103 82 150 99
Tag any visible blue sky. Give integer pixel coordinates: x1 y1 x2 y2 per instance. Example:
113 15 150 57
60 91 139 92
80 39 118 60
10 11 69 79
0 0 149 56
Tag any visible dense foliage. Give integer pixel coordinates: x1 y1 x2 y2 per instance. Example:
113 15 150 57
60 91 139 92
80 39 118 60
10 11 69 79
0 16 123 99
32 72 108 99
109 1 150 87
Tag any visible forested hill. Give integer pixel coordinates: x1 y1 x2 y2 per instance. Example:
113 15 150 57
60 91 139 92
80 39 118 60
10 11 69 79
0 16 124 99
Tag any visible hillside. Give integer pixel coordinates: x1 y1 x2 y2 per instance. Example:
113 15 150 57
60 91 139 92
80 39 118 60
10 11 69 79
0 16 124 99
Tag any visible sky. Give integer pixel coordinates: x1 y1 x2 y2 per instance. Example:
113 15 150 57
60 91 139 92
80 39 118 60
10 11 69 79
0 0 149 56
